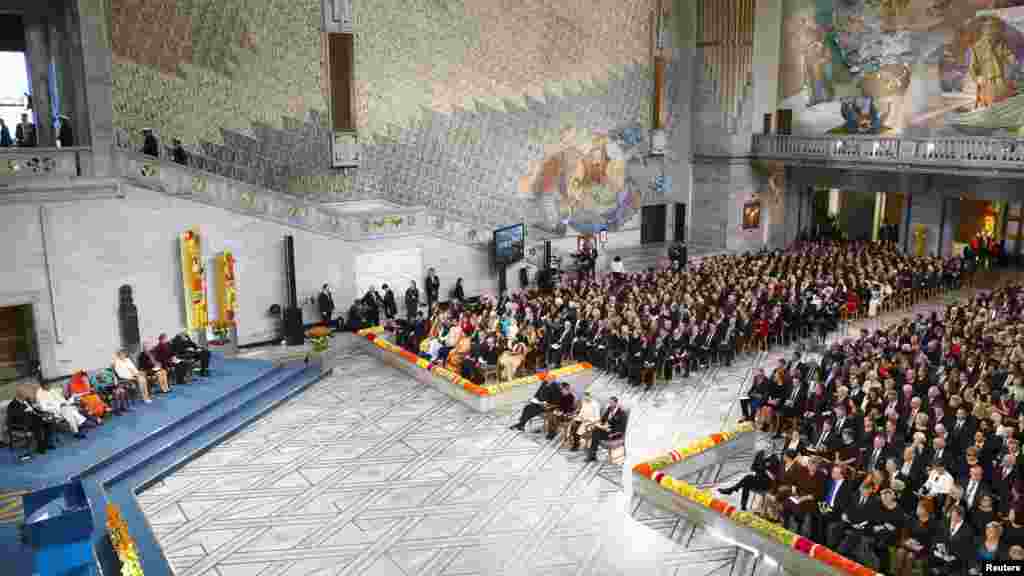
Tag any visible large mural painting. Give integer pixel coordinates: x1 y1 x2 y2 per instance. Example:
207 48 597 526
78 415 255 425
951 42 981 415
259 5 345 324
780 0 1024 136
519 126 648 235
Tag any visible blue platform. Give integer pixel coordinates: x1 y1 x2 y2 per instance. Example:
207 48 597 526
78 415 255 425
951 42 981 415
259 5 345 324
0 352 332 576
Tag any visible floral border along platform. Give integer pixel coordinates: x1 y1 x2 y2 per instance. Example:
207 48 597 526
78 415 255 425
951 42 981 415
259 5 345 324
632 424 881 576
107 503 145 576
357 327 591 396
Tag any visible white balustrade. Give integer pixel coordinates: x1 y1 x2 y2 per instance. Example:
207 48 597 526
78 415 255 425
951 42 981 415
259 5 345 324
752 134 1024 170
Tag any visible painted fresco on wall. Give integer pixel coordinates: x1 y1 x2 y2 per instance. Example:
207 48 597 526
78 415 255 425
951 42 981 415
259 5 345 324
780 0 1024 135
519 126 646 235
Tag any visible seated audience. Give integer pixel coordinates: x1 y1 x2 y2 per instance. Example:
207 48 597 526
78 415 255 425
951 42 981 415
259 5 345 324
113 350 152 403
138 340 171 394
155 333 191 385
587 395 626 462
567 391 601 451
510 378 560 431
67 369 111 422
35 380 88 438
171 331 211 376
8 383 54 457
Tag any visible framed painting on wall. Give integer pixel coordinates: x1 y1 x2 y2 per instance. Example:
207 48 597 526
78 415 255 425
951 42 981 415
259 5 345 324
742 201 761 230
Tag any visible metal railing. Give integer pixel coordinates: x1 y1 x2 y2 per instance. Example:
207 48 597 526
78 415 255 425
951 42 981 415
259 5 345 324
752 133 1024 169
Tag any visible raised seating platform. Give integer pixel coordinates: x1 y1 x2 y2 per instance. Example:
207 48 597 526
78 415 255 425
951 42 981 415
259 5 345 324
1 341 347 576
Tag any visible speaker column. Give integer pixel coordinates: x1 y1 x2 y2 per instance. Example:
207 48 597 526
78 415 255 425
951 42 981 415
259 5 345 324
283 235 304 345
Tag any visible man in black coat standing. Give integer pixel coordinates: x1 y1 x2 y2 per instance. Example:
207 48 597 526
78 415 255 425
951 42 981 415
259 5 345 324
425 268 440 316
405 280 420 320
317 284 335 328
381 284 397 320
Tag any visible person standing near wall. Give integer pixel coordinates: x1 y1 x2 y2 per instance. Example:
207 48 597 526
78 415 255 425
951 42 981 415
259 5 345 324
318 284 335 328
0 118 12 146
16 113 36 147
381 284 397 320
405 280 420 320
425 268 440 314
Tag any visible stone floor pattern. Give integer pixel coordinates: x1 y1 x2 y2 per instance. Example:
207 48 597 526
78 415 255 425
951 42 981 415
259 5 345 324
140 296 958 576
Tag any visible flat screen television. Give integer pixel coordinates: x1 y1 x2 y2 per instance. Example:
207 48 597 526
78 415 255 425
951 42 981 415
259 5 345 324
493 223 526 265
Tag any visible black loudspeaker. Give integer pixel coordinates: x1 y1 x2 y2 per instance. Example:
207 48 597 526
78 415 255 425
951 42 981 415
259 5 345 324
118 284 141 356
284 307 304 345
537 270 553 290
543 240 552 270
763 113 773 135
283 235 298 309
519 267 529 288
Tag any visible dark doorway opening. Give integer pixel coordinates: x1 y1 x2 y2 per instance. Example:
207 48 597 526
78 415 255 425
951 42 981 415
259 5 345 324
641 204 667 244
0 304 38 382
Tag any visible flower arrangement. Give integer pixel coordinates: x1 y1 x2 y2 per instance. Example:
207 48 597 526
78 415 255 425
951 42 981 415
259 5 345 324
209 319 234 344
632 425 881 576
107 504 144 576
306 325 331 352
362 332 590 397
357 326 386 336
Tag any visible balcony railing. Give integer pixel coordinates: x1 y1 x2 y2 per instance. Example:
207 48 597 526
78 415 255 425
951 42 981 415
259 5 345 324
0 147 90 181
112 149 492 247
752 134 1024 170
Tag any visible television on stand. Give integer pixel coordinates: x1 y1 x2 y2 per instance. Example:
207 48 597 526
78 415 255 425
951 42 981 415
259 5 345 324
493 223 526 294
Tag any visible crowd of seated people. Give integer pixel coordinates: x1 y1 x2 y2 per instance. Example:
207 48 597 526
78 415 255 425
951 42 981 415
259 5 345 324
395 241 961 390
4 331 211 461
719 283 1024 575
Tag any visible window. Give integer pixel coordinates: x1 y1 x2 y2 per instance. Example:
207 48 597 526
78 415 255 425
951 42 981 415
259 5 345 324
0 51 31 130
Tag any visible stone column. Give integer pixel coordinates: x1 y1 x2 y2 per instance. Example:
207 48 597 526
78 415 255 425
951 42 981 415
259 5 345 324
59 1 90 147
73 0 115 176
752 0 783 134
23 11 55 147
666 0 697 242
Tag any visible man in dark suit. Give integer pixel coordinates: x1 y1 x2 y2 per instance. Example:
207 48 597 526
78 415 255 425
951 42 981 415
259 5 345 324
808 418 840 457
425 268 440 316
949 406 976 453
404 280 420 320
864 434 890 473
7 391 53 458
587 396 626 462
926 436 953 471
510 380 561 431
815 464 854 542
962 464 989 515
830 481 878 553
318 284 335 327
381 284 397 320
171 332 211 376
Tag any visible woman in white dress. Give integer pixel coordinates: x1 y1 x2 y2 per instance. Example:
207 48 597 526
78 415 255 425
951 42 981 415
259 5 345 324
34 380 88 438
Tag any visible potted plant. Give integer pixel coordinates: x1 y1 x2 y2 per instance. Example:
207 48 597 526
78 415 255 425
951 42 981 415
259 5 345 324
306 325 331 353
209 319 233 345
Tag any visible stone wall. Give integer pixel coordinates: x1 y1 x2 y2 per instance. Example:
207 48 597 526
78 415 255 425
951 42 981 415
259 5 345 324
0 185 500 377
110 0 688 233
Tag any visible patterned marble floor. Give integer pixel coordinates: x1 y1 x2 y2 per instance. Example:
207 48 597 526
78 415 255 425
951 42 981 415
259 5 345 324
139 291 968 576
